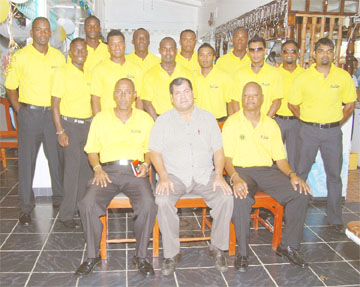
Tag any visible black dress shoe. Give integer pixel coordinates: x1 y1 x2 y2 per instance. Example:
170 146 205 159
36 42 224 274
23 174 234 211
276 246 308 268
209 246 228 272
60 220 80 229
19 213 31 226
52 203 61 208
75 257 101 275
132 256 155 277
234 255 248 272
331 224 345 233
162 253 181 276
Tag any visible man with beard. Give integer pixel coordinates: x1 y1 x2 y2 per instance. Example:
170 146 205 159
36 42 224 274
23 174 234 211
126 28 160 72
289 38 356 233
275 40 304 170
5 17 65 225
175 29 200 73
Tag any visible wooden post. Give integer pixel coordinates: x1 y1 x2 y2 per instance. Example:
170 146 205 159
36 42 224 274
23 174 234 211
286 14 296 40
299 16 308 68
222 39 229 55
309 17 318 66
335 17 343 67
215 36 221 59
329 17 335 40
345 24 356 74
320 16 326 37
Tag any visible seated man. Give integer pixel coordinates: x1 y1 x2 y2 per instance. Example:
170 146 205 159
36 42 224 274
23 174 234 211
222 82 311 272
76 78 157 277
149 77 233 276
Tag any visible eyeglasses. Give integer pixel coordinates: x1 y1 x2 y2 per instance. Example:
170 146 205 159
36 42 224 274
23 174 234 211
282 49 297 54
248 47 264 52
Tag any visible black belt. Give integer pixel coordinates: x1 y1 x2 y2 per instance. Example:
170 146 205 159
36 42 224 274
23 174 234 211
275 115 295 120
102 159 134 167
302 121 340 129
217 116 228 123
22 103 51 111
61 115 92 124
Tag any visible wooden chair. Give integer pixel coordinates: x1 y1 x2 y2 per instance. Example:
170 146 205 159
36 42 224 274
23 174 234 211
99 193 213 259
0 98 18 168
228 190 284 255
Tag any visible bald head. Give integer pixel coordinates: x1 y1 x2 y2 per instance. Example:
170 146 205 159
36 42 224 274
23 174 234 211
242 82 263 111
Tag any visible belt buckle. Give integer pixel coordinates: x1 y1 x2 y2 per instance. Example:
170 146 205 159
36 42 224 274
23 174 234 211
77 119 85 124
119 159 129 165
319 123 326 129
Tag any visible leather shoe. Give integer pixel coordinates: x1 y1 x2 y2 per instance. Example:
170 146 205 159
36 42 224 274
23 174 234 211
75 257 101 275
276 246 308 268
60 220 80 229
19 213 31 226
234 255 248 272
331 224 345 233
132 256 154 277
52 203 61 208
209 246 228 272
162 253 181 276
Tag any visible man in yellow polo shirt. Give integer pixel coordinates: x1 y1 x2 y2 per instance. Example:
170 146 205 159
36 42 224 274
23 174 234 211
232 35 283 118
289 38 356 233
216 28 251 74
51 38 92 229
83 15 110 75
223 82 311 272
175 29 200 73
126 28 160 72
275 40 305 170
194 43 233 121
76 78 157 277
91 30 143 114
141 37 195 120
5 17 65 225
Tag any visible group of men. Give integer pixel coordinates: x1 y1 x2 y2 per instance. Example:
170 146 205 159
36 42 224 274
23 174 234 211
4 14 356 278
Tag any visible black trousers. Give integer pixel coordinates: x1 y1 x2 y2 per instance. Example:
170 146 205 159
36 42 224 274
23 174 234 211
296 122 343 225
78 165 157 259
17 106 63 214
58 119 92 221
232 166 310 256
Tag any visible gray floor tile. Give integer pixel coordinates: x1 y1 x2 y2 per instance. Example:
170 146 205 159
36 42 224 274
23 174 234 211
0 272 29 287
0 251 40 272
301 243 343 262
1 233 47 250
78 271 126 287
328 242 360 261
28 272 78 287
176 267 227 287
127 270 177 287
224 266 275 287
44 233 85 251
34 250 83 272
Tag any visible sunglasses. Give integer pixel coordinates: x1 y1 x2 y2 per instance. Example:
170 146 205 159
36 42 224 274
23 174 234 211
282 49 297 54
248 47 264 52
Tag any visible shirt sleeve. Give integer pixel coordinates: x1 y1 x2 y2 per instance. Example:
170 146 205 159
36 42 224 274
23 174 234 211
271 69 284 101
51 68 65 99
148 116 165 152
270 122 287 161
84 115 102 154
209 116 223 152
222 119 235 158
90 65 103 97
288 75 302 105
224 75 233 103
140 73 154 101
143 115 154 154
342 73 357 103
4 52 21 90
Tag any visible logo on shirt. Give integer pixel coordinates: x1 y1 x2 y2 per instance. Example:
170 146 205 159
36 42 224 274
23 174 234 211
131 129 141 134
330 84 340 89
127 74 135 80
51 66 58 69
239 135 245 140
260 135 269 140
262 82 270 87
210 85 219 89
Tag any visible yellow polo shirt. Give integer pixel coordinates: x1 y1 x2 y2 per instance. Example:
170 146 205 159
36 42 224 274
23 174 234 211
216 49 251 75
276 65 305 117
85 108 154 163
84 41 110 74
5 44 65 107
176 50 200 73
140 63 195 115
289 64 357 123
126 51 160 73
223 111 287 167
232 63 283 115
193 66 233 119
52 63 92 119
91 58 143 111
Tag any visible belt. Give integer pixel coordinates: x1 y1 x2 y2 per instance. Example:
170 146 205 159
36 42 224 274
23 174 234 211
216 116 227 123
61 115 92 124
275 115 295 120
102 159 133 167
22 103 51 111
302 120 340 129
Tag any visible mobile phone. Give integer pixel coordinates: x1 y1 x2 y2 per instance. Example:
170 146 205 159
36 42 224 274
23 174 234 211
131 160 141 176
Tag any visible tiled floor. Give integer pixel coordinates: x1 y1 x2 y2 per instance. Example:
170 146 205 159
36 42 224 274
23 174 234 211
1 153 360 287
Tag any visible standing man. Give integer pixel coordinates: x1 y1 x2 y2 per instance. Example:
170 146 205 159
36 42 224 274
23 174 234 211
223 82 311 272
289 38 356 232
126 28 160 72
275 40 304 170
76 78 157 277
216 28 251 74
5 17 65 225
194 43 233 121
232 35 283 118
91 30 143 115
149 77 233 275
51 38 92 229
83 15 110 74
176 29 200 73
141 37 195 120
